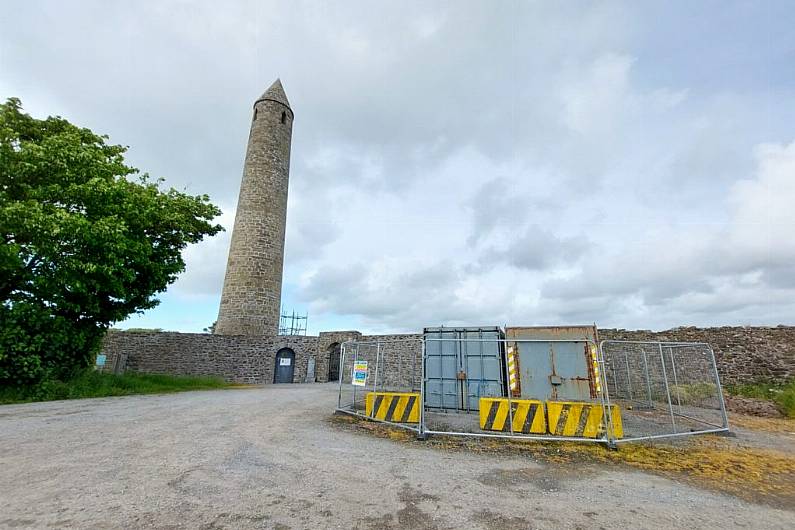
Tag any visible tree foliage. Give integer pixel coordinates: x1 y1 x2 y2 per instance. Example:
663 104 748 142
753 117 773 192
0 98 223 385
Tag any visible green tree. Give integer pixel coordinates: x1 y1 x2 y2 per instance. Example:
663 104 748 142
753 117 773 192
0 98 223 385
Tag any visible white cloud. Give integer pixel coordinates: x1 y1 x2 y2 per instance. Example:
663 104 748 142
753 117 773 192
2 1 792 333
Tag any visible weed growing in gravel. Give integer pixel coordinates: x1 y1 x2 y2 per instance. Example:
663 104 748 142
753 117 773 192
724 380 795 418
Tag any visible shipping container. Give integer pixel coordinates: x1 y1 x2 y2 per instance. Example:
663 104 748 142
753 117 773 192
505 326 599 402
423 326 505 412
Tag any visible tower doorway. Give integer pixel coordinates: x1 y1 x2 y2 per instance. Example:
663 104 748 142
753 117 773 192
327 343 341 382
274 348 295 383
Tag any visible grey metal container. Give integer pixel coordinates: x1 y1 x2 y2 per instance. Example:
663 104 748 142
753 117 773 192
423 326 505 412
505 325 599 402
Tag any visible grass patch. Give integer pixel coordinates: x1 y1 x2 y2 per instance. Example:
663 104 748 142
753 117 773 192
724 380 795 418
0 370 233 404
669 382 719 405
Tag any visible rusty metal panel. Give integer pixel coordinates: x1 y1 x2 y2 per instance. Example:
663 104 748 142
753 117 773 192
505 326 598 402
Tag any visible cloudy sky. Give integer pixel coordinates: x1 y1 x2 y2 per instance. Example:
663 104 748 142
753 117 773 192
2 1 793 334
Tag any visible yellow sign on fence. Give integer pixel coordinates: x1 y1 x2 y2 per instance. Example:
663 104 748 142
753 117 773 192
352 361 368 386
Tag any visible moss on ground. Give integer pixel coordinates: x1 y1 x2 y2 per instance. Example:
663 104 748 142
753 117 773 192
331 413 795 509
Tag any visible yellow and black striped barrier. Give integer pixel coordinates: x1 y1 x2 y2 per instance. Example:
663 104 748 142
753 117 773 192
479 397 546 434
546 401 623 439
365 392 420 423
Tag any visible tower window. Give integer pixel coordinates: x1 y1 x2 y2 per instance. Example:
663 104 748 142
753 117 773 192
253 109 258 121
281 111 286 124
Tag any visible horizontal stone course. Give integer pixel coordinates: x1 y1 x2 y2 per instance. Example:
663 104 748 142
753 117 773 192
599 326 795 385
101 326 794 387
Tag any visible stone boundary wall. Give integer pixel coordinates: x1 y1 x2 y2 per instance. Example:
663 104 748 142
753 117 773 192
101 326 794 387
315 331 362 384
599 326 795 385
343 334 423 390
102 331 318 384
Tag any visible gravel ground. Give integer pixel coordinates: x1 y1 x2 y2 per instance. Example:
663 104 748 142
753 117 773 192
0 383 792 529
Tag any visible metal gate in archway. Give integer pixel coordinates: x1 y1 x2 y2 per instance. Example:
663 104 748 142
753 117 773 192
274 348 295 383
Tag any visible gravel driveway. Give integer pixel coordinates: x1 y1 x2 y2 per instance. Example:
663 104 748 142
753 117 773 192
0 383 792 529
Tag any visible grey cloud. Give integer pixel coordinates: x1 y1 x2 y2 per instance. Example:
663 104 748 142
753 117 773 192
466 177 517 244
3 2 793 333
299 260 502 331
492 226 589 271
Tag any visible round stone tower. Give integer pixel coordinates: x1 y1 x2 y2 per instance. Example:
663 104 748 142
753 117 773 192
215 79 293 336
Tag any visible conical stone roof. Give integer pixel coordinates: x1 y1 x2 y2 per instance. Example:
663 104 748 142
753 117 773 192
255 78 291 109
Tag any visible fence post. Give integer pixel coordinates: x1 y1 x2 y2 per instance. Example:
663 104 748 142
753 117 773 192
596 341 616 448
623 351 633 401
658 342 677 432
418 337 427 440
667 346 683 413
641 347 654 408
373 342 381 397
352 343 358 411
708 345 730 429
337 342 346 409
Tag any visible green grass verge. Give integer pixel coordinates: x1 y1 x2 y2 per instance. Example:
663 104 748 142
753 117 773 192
724 380 795 418
0 370 233 404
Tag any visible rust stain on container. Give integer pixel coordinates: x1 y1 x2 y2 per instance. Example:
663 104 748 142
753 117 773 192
505 325 599 402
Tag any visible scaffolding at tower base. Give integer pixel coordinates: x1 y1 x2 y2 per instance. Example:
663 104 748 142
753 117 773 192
279 310 308 336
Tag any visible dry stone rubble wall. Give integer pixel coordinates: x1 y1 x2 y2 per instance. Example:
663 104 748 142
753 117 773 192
101 326 794 386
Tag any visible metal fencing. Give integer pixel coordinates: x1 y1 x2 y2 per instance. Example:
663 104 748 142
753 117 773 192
335 336 729 446
336 338 423 433
600 340 729 443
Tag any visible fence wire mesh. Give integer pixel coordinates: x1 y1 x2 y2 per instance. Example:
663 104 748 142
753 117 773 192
336 339 423 433
601 340 729 443
335 336 729 445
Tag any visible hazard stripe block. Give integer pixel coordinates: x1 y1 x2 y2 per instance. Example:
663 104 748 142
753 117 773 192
365 392 420 423
546 401 623 439
479 398 546 434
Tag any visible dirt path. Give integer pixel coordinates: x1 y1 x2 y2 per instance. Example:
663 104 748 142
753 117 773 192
0 383 792 529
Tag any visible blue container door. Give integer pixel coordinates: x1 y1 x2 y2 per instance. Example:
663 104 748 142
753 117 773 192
424 327 505 412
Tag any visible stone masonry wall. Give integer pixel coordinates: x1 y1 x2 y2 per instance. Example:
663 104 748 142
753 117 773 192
315 331 362 383
599 326 795 385
102 331 318 385
356 334 423 390
101 326 794 387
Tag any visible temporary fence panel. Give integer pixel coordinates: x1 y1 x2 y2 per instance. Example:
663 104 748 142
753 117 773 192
424 327 505 412
336 338 423 433
336 335 727 446
601 340 728 443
